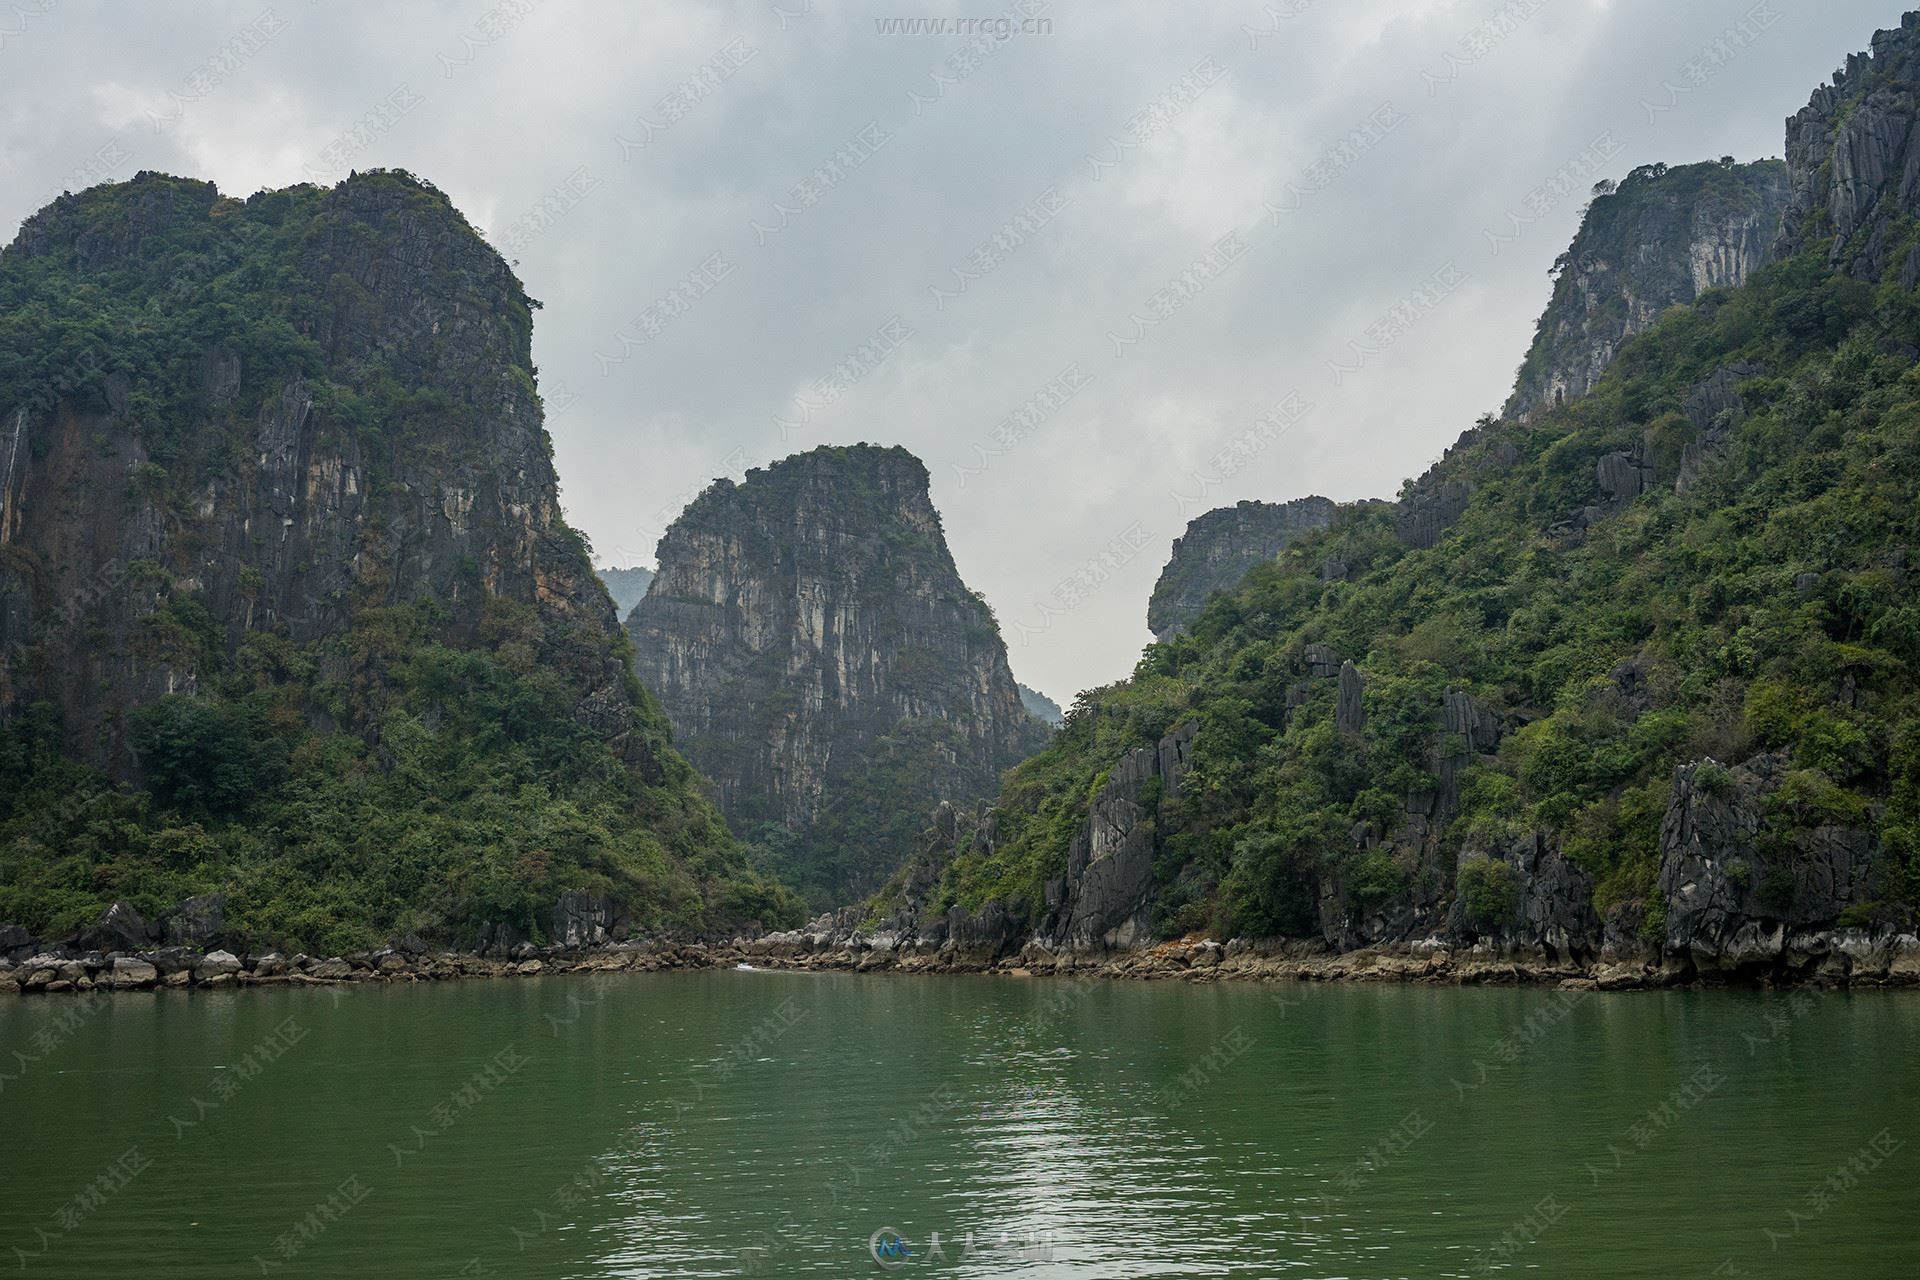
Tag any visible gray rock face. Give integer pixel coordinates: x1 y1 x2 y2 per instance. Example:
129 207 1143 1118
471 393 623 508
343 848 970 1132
162 894 226 948
1336 662 1365 735
1051 722 1196 949
1677 362 1763 492
108 956 159 989
1396 477 1473 551
1442 688 1500 755
1392 422 1514 551
1777 14 1920 280
1507 836 1602 961
1549 441 1666 543
1659 757 1787 969
1657 755 1876 972
140 946 196 976
944 901 1024 963
474 921 528 958
1504 160 1787 420
193 949 242 979
86 902 152 952
550 892 616 948
1596 447 1655 502
627 444 1045 902
1148 498 1338 638
1303 643 1339 678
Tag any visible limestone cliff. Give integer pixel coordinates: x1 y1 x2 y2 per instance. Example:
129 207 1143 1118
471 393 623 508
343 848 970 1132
627 444 1046 903
0 171 646 770
1147 497 1337 639
1776 12 1920 285
0 170 782 951
1502 159 1787 420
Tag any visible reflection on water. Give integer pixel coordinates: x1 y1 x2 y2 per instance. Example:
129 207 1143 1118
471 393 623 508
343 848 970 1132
2 971 1916 1278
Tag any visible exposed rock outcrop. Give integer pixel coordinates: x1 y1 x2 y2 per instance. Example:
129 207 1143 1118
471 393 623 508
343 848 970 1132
1394 423 1515 550
550 891 618 949
1049 722 1196 948
1504 160 1787 420
1658 756 1878 975
1776 13 1920 280
1676 362 1763 491
1335 662 1365 735
1148 497 1337 638
627 444 1046 902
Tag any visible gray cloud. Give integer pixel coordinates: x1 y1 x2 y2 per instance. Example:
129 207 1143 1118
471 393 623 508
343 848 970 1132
0 0 1901 705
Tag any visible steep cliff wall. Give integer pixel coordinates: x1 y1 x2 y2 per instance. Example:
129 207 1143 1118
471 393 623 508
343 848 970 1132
627 444 1046 903
1147 497 1337 639
0 171 787 953
1777 13 1920 282
1502 159 1787 420
0 172 639 770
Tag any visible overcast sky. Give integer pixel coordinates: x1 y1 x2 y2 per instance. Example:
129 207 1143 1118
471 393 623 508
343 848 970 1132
0 0 1901 705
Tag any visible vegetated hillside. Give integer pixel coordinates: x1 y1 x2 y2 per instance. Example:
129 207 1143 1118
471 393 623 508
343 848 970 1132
900 18 1920 974
0 170 798 955
628 443 1048 906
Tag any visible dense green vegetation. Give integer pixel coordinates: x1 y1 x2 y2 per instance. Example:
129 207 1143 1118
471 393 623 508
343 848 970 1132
0 619 791 954
0 173 801 952
931 233 1920 940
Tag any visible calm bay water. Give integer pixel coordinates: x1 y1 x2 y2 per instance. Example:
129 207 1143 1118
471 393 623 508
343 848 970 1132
2 970 1916 1278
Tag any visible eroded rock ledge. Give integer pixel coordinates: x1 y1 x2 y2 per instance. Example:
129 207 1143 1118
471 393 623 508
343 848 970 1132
8 926 1920 996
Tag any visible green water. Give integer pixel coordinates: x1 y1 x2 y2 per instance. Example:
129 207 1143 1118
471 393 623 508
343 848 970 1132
2 971 1915 1277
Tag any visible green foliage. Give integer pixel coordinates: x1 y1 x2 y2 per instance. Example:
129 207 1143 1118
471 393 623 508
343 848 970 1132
1220 827 1318 937
1457 857 1520 931
1343 847 1408 915
0 596 792 947
1694 763 1736 798
131 696 289 818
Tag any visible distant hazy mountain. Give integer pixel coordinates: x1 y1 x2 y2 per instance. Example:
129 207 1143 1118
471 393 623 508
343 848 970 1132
1018 683 1064 728
597 565 655 617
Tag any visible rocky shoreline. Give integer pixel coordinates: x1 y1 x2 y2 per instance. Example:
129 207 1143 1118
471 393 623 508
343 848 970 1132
8 925 1920 996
